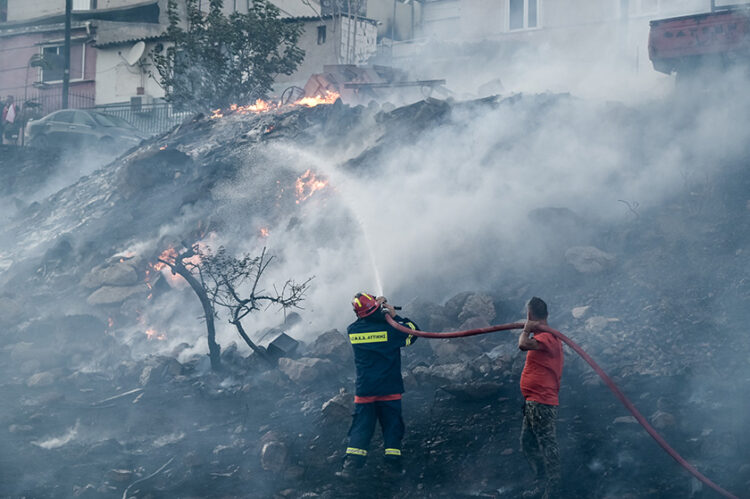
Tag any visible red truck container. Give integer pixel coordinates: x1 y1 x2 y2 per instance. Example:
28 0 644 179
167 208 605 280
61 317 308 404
649 4 750 74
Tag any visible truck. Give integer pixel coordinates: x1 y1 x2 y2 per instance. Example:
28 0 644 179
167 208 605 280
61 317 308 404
648 2 750 76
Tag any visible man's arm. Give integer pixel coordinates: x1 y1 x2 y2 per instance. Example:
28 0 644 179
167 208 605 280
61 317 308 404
518 320 541 351
378 296 418 346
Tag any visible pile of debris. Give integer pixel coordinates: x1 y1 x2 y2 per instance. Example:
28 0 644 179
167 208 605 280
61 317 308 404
0 92 749 499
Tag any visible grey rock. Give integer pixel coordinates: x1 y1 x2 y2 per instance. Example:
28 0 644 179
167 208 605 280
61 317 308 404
278 357 335 383
565 246 615 273
261 440 288 472
321 388 353 422
139 357 183 386
458 293 496 324
444 291 473 320
80 262 138 289
306 329 351 362
87 284 148 306
613 416 638 424
649 410 675 429
572 306 590 319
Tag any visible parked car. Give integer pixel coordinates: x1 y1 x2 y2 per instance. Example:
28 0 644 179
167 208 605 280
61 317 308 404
25 109 147 150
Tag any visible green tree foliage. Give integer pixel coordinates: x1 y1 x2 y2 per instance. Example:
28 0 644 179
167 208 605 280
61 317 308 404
152 0 304 110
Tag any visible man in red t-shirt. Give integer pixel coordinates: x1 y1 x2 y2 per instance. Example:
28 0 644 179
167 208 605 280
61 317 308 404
518 297 563 499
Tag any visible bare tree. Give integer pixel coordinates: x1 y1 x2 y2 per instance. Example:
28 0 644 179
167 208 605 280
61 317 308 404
158 243 222 370
199 246 312 366
159 244 311 370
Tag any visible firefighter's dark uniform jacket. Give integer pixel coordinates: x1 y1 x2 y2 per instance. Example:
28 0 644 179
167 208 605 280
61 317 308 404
347 313 418 397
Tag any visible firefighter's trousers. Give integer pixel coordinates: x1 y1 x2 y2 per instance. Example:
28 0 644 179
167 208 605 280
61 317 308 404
345 399 404 463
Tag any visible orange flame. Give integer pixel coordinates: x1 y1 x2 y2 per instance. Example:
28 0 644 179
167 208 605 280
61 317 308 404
145 328 167 341
295 169 329 204
152 247 178 271
259 227 270 238
295 91 339 108
208 91 340 120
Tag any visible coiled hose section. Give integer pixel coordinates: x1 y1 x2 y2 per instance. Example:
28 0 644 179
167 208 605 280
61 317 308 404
385 315 738 499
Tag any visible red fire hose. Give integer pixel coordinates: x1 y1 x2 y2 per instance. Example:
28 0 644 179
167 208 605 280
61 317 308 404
385 315 739 499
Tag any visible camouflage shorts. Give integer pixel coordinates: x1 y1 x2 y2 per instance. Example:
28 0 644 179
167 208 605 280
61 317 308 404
520 400 561 493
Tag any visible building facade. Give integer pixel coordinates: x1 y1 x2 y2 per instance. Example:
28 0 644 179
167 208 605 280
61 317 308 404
389 0 747 98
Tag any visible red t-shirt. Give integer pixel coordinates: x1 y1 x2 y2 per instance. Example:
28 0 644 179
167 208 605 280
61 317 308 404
520 332 564 406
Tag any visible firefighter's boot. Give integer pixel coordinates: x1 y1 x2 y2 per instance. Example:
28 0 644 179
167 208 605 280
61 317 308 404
335 455 364 479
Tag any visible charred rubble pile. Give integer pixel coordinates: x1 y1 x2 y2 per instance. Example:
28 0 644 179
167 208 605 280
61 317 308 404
0 94 749 499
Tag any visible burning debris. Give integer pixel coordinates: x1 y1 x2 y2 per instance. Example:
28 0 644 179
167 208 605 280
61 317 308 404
294 169 329 204
210 91 340 120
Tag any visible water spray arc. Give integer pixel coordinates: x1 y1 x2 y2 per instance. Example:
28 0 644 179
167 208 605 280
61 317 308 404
385 315 739 499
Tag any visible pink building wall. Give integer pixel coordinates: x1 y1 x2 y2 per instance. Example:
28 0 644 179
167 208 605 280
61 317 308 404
0 27 97 114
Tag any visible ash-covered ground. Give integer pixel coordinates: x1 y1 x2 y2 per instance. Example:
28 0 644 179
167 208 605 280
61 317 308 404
0 86 749 499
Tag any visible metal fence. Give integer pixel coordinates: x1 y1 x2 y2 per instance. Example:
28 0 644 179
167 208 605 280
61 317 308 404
22 91 96 119
90 102 193 136
14 89 194 145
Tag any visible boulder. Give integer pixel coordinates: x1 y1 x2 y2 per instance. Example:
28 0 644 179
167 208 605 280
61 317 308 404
443 291 473 321
458 293 496 324
649 410 675 429
572 306 590 319
278 357 336 383
564 246 615 273
321 388 353 423
139 357 184 386
260 431 288 472
80 262 138 289
87 284 148 306
306 330 350 362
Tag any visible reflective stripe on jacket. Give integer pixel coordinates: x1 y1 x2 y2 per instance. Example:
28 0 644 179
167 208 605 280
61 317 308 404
347 314 418 397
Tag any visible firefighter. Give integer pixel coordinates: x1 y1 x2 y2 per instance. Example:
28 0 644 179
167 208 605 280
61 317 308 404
336 292 419 479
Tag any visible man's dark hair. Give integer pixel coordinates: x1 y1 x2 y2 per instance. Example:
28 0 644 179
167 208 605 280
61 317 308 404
527 297 548 320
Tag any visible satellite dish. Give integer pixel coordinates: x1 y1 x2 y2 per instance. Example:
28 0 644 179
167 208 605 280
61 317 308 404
124 41 146 66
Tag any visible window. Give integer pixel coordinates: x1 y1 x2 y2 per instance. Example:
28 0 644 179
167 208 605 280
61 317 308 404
51 110 75 123
41 43 85 83
317 25 327 45
1 0 7 23
73 111 96 126
509 0 539 31
72 0 96 10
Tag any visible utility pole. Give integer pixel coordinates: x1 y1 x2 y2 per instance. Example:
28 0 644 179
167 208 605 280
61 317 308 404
62 0 72 109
